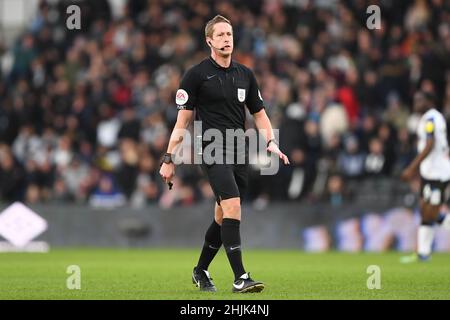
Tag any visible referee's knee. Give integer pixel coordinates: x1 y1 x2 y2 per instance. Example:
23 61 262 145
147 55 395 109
220 197 241 220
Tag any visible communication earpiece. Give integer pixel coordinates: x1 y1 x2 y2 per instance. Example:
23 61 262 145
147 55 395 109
208 41 224 51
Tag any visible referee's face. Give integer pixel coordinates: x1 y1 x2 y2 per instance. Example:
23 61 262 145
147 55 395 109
209 22 233 57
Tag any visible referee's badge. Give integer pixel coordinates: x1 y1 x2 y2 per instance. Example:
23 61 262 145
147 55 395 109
237 88 246 102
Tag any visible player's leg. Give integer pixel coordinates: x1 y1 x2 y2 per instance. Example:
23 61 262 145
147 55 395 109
401 179 439 263
435 182 450 229
193 164 241 291
220 164 264 293
215 202 224 225
219 196 244 278
416 179 447 260
417 199 439 260
220 164 246 280
192 167 226 292
220 197 264 293
436 204 450 229
195 203 223 272
200 164 263 292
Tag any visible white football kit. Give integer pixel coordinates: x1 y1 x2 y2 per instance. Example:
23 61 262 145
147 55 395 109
417 108 450 205
417 108 450 181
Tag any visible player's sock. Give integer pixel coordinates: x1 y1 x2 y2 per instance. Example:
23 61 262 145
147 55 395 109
221 218 246 280
417 222 435 257
196 220 222 271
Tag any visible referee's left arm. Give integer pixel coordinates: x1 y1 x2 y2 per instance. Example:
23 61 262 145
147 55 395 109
253 109 290 165
245 69 290 165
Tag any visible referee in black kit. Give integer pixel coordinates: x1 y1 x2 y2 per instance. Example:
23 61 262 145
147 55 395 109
160 15 290 293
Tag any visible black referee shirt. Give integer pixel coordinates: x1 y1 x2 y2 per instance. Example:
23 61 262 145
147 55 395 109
175 56 265 135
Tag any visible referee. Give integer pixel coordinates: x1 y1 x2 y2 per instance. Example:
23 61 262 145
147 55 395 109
160 15 290 293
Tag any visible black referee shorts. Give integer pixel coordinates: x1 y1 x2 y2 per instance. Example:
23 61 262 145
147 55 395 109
201 163 248 205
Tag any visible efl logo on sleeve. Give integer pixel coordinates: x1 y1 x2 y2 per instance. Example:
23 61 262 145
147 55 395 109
176 89 189 106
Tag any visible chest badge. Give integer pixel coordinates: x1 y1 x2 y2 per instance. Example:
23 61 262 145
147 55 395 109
237 88 246 102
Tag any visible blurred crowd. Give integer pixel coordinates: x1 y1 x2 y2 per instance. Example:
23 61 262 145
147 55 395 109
0 0 449 209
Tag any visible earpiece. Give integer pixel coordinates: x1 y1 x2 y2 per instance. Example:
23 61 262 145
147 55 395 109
208 41 224 51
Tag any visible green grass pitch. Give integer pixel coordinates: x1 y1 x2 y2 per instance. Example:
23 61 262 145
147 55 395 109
0 249 449 300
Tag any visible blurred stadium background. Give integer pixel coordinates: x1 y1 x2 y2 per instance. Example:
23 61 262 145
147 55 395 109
0 0 449 253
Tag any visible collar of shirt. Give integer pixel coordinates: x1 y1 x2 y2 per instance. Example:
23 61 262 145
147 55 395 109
208 56 237 71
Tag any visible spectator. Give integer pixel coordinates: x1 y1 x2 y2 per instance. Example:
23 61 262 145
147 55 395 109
337 135 365 179
323 174 353 207
0 147 26 202
364 138 387 177
89 174 126 209
118 108 141 142
61 156 90 202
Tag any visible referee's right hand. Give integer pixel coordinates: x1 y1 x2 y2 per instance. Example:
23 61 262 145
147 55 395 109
159 163 175 185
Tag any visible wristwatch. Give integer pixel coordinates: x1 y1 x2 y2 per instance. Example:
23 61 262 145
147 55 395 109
267 139 278 148
161 153 173 165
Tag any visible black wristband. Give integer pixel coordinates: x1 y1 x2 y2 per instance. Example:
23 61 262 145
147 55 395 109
160 153 173 166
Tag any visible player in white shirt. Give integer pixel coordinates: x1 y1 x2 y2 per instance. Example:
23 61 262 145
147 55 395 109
401 91 450 262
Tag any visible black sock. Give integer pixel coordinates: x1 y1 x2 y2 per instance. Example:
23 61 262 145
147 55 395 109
196 220 222 271
221 218 246 280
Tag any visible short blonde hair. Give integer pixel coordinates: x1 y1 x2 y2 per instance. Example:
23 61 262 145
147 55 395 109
205 15 232 39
